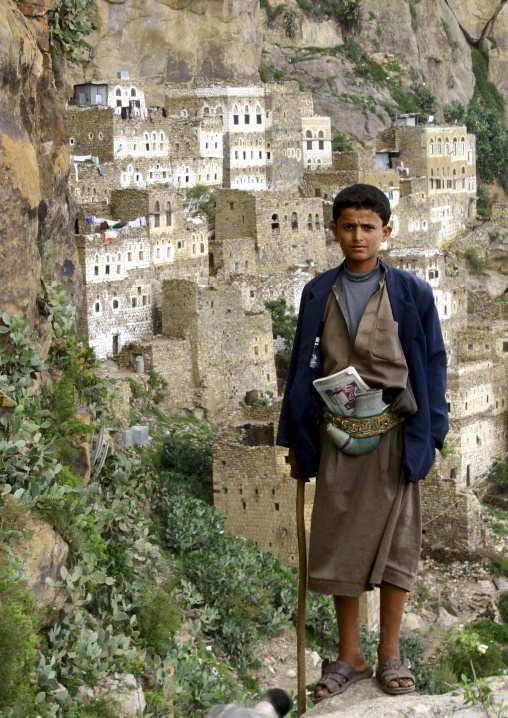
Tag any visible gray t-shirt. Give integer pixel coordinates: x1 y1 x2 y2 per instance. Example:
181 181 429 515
343 261 383 345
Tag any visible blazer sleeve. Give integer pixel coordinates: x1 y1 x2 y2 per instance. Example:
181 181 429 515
276 285 309 447
419 285 449 450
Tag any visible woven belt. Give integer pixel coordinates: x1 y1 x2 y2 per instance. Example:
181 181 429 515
324 406 404 439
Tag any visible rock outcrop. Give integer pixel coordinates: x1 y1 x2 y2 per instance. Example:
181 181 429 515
67 0 263 104
11 515 69 610
308 675 508 717
0 0 82 324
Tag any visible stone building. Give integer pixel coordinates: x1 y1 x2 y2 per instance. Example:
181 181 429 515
165 80 332 192
211 189 327 276
75 188 209 358
213 404 315 566
117 281 279 418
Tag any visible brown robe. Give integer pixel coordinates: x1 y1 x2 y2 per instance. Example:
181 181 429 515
307 270 421 597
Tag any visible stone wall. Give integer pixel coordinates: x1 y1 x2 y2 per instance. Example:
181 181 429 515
420 456 487 549
162 280 278 416
213 410 316 566
215 190 327 273
67 107 115 162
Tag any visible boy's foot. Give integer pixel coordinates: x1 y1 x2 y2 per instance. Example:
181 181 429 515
376 657 415 694
314 658 373 702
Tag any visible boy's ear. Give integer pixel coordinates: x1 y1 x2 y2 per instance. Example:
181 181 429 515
330 220 339 241
382 224 392 242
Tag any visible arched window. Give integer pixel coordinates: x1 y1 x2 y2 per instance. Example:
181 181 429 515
271 213 279 232
166 201 172 226
153 201 160 228
306 130 312 138
429 139 434 155
203 106 210 115
307 214 313 230
318 130 324 138
115 88 121 97
131 88 136 97
315 213 320 230
166 243 174 261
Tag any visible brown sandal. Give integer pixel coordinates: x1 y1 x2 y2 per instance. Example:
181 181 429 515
313 659 374 703
376 657 416 695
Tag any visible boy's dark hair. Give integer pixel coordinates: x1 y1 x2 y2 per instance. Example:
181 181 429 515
265 689 292 717
333 183 391 225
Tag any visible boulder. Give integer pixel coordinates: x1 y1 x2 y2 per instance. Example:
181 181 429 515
445 0 499 42
11 516 69 610
307 675 508 717
95 674 146 717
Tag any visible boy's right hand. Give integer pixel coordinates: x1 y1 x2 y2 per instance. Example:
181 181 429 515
288 446 309 482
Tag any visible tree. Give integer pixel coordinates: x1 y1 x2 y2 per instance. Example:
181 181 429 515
264 297 298 372
410 81 437 123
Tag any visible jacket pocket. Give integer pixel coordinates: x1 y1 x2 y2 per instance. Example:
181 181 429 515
371 316 402 361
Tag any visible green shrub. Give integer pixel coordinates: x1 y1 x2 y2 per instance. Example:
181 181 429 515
471 50 505 116
137 582 182 651
445 627 505 681
334 0 363 34
38 465 107 559
47 0 97 61
260 0 285 23
285 8 300 39
409 2 417 28
485 458 508 490
264 297 298 373
0 553 39 716
259 64 272 83
499 594 508 623
331 126 353 152
410 81 437 122
465 247 490 275
477 185 492 218
487 555 508 577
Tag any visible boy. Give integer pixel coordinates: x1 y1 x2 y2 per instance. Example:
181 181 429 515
276 184 448 700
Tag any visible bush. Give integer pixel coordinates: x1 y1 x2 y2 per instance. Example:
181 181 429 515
334 0 363 34
264 297 298 373
499 593 508 623
477 185 492 218
284 8 299 39
138 582 182 651
485 457 508 490
47 0 97 61
331 126 353 152
445 627 505 681
0 552 39 716
464 247 490 275
259 64 272 83
260 0 285 24
410 81 437 122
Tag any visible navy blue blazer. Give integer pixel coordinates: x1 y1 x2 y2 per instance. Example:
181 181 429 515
276 261 449 482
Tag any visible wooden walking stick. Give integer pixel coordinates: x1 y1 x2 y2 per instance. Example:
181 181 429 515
296 478 307 716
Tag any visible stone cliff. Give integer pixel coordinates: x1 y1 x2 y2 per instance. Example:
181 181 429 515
1 0 82 324
2 0 508 325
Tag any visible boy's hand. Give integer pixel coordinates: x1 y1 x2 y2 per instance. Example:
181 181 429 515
288 446 309 482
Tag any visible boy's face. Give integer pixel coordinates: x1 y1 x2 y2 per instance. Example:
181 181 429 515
331 206 392 273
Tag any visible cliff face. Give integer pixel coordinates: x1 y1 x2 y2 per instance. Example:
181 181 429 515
67 0 263 104
3 0 508 324
1 0 82 324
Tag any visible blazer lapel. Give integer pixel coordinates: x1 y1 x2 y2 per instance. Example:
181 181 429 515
297 266 341 371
